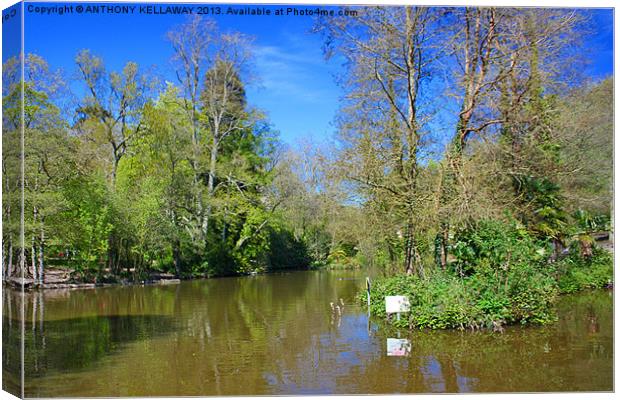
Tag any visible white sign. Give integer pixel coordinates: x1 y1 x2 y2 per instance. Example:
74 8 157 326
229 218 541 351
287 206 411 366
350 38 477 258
385 296 410 313
387 338 411 356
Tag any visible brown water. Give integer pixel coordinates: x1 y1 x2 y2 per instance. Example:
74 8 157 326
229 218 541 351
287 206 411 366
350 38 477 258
2 269 614 396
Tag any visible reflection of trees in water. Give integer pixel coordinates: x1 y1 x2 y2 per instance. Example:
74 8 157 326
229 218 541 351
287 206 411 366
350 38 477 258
9 271 366 396
3 287 178 385
169 271 365 395
4 282 182 395
2 287 21 396
4 276 610 396
2 285 188 396
27 315 175 373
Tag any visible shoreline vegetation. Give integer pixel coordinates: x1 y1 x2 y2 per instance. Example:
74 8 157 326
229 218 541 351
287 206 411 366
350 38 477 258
4 256 366 291
2 7 613 333
362 221 613 331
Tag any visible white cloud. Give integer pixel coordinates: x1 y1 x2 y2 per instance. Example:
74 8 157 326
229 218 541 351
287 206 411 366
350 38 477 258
251 41 337 103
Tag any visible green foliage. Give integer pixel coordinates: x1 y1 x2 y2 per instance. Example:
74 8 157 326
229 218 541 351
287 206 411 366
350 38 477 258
1 50 317 282
363 218 612 331
268 228 310 271
304 226 332 264
364 266 558 330
451 219 544 276
571 209 610 234
555 247 613 294
231 208 271 274
324 242 360 269
202 241 236 277
515 176 568 240
60 175 113 272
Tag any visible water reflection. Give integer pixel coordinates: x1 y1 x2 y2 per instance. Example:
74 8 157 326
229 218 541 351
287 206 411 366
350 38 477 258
386 338 411 356
1 271 613 396
6 315 177 375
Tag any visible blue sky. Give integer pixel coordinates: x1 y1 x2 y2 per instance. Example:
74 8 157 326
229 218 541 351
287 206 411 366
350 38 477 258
2 2 21 61
4 3 615 148
588 9 614 79
19 2 344 147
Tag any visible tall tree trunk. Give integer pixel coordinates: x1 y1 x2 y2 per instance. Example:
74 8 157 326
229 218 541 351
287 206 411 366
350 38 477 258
38 226 44 285
32 191 39 281
204 138 219 245
107 245 115 276
436 8 497 268
4 159 13 280
222 207 227 242
440 222 449 270
7 240 13 279
173 238 182 278
2 238 5 278
2 239 8 279
31 237 37 282
404 220 416 275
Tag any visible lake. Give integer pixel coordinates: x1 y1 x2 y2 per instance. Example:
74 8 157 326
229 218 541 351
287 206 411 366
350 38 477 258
2 269 613 396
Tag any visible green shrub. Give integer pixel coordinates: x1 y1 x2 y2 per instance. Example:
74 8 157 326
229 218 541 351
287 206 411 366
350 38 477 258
556 247 613 293
363 266 558 331
451 219 545 276
362 218 611 331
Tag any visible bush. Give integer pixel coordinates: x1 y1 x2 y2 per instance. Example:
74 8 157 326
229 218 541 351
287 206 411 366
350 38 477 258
363 267 558 330
556 247 613 293
451 219 544 276
362 218 612 331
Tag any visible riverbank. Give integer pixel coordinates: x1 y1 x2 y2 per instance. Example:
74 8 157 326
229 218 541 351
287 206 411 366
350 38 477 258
2 266 317 291
3 269 184 291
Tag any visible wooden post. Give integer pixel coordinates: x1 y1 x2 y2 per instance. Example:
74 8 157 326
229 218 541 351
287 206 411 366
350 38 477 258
366 277 371 315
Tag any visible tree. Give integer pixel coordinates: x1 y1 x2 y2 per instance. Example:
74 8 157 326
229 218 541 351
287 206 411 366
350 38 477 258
74 50 150 186
200 46 253 244
167 16 254 251
317 6 442 275
556 78 613 215
2 56 22 280
2 54 71 283
119 84 194 277
437 8 584 267
73 49 152 274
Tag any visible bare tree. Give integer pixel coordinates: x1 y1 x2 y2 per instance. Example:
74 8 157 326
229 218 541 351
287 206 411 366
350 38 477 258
436 8 583 267
74 50 150 186
317 6 442 275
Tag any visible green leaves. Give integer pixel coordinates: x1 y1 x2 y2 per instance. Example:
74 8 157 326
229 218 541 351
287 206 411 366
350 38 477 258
364 216 612 331
451 219 541 276
556 248 613 294
61 176 114 271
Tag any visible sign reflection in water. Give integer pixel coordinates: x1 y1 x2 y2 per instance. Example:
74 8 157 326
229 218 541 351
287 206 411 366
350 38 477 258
386 338 411 356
